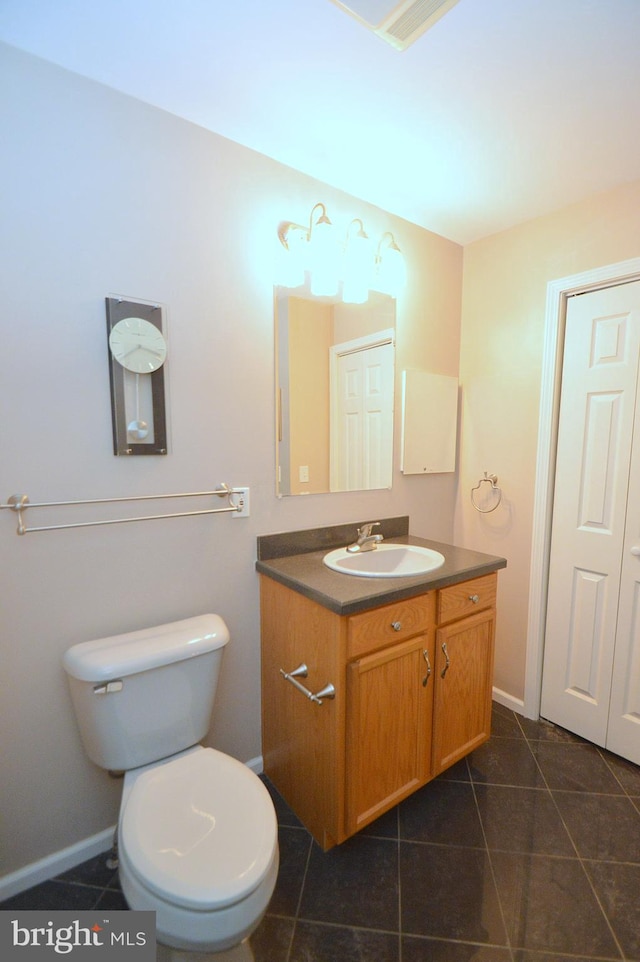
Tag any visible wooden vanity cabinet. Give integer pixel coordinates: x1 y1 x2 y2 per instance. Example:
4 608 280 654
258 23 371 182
260 570 497 849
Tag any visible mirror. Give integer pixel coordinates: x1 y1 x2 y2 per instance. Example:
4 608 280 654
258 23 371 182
275 286 396 496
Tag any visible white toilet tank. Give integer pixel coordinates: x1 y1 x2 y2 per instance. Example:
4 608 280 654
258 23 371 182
63 615 230 772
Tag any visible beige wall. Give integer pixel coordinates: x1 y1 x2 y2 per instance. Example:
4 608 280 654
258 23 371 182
287 298 332 494
0 43 463 885
456 179 640 703
333 293 396 344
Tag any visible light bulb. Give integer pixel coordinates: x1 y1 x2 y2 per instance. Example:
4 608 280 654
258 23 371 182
277 227 307 288
309 217 339 297
342 226 372 303
374 234 406 296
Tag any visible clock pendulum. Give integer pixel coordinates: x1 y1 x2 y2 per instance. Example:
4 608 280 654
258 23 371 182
128 372 149 440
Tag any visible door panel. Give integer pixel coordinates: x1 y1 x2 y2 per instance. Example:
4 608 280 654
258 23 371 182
607 577 640 763
563 567 607 703
578 391 623 531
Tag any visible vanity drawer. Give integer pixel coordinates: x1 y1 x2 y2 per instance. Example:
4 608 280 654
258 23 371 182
437 573 497 625
347 593 435 659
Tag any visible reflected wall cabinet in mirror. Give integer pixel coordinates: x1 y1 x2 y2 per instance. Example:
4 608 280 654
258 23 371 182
275 287 396 496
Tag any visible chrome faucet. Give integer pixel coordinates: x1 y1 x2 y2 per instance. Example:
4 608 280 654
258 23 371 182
346 522 384 553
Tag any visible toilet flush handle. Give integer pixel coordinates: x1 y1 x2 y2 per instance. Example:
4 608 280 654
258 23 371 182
631 547 640 556
93 680 123 694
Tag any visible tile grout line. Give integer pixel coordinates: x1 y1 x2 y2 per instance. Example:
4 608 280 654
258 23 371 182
466 750 516 962
516 717 628 961
596 745 640 800
285 831 314 962
396 803 402 962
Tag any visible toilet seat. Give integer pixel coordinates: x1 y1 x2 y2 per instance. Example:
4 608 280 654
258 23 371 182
120 748 277 912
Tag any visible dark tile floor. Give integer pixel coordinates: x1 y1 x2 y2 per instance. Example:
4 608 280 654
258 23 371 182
3 703 640 961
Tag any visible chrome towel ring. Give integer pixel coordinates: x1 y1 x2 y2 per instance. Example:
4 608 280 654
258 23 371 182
471 472 502 513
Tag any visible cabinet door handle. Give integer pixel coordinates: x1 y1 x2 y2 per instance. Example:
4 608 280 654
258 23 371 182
422 649 432 687
469 594 480 604
440 642 451 678
391 621 402 631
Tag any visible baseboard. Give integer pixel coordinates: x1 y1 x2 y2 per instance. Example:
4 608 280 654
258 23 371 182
492 686 526 716
245 754 264 775
0 826 116 902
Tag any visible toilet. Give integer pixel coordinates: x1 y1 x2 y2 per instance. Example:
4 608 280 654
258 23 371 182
63 615 279 959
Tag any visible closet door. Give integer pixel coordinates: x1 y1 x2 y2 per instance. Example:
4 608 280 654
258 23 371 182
541 282 640 750
608 379 640 763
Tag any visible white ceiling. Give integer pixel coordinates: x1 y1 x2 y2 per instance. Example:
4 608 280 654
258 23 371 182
1 0 639 244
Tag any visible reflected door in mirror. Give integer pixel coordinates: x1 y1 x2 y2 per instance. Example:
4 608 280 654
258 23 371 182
331 333 394 491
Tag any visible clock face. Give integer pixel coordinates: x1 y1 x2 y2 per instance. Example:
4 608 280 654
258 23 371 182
108 317 167 373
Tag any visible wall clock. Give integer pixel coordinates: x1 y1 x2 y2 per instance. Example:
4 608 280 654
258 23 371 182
105 296 168 456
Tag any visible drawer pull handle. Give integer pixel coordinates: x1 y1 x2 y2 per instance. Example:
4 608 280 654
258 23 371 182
469 594 480 604
440 642 451 678
391 621 402 632
422 649 432 687
280 664 336 705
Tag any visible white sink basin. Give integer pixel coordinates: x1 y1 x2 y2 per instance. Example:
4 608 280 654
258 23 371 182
323 543 445 578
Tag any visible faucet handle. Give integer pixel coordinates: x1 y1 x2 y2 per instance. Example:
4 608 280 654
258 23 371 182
359 521 380 538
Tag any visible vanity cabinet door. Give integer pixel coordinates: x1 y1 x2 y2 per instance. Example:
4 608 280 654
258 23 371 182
345 634 434 836
432 608 495 775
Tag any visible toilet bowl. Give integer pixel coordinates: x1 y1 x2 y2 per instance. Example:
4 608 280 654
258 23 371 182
63 615 279 958
117 746 279 953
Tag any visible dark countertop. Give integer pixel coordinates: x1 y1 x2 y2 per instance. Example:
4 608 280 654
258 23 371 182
256 526 507 616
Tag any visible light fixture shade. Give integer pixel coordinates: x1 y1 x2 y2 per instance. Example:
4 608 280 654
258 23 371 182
309 213 340 297
278 227 307 287
374 233 406 296
342 222 372 303
342 276 369 304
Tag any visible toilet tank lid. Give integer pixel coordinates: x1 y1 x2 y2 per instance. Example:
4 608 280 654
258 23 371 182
63 614 229 682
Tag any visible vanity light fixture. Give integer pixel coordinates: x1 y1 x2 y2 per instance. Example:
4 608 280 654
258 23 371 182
374 231 407 297
277 203 405 300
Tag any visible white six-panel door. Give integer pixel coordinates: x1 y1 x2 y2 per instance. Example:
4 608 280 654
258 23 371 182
330 335 394 491
541 281 640 763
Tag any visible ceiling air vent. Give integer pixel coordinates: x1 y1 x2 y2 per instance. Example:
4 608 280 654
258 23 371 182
329 0 462 50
